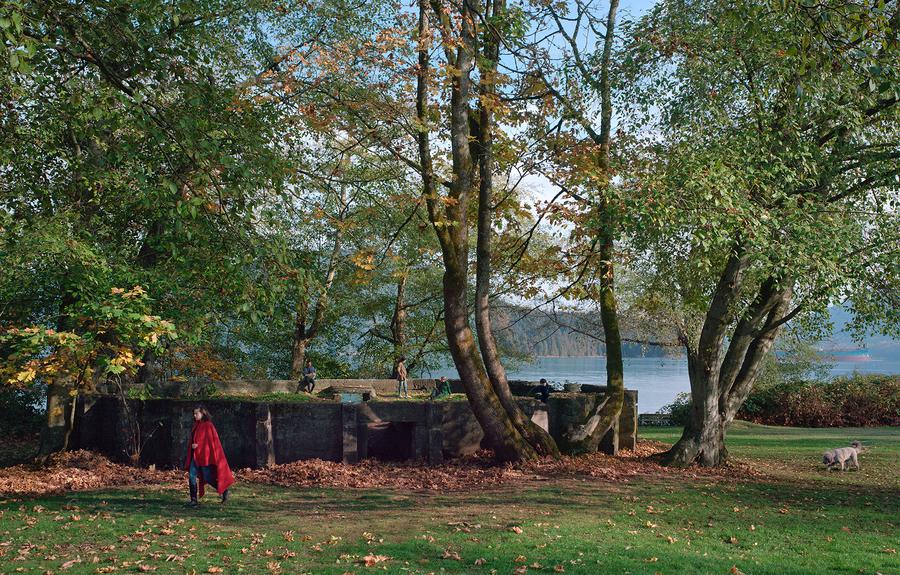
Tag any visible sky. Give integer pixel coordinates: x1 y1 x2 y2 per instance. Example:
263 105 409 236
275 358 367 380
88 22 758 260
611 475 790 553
618 0 659 18
516 0 660 205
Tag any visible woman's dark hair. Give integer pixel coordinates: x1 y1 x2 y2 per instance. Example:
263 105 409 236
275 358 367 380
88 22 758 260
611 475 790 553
193 405 212 422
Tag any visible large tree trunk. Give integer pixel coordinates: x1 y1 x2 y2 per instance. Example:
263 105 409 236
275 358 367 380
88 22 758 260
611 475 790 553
559 241 625 453
136 217 168 387
38 383 70 458
39 290 78 458
289 190 346 378
390 273 407 357
473 0 560 459
663 253 794 467
556 0 624 455
444 260 539 462
663 345 729 466
290 298 309 379
417 0 539 462
290 335 308 380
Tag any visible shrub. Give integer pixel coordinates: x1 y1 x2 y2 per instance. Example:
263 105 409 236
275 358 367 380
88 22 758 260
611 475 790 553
657 392 693 426
738 374 899 427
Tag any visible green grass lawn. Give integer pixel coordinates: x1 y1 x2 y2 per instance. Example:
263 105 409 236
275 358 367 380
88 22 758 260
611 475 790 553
1 423 897 575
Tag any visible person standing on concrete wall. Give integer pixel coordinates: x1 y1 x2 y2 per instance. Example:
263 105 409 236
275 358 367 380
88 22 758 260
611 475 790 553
185 405 234 506
396 356 409 399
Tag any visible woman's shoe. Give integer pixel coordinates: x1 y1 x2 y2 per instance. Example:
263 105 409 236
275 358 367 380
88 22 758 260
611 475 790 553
186 484 199 506
221 489 229 504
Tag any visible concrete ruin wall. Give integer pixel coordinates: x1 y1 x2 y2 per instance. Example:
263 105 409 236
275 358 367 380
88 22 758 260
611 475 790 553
74 387 637 469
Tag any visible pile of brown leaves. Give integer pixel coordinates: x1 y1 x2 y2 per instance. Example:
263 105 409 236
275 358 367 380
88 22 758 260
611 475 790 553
239 453 517 491
0 450 182 497
520 441 764 483
240 440 764 491
1 441 763 498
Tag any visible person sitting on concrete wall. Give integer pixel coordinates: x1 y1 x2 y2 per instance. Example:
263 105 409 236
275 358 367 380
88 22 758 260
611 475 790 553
296 359 317 394
429 376 452 400
532 378 551 403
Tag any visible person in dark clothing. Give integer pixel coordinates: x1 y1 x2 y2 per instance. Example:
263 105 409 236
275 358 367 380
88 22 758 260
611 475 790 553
533 378 551 403
296 359 317 393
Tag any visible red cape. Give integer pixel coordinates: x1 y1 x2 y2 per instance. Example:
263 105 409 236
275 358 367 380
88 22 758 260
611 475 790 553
185 420 235 497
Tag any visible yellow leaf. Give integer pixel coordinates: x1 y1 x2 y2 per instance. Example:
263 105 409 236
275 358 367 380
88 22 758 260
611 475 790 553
13 367 36 383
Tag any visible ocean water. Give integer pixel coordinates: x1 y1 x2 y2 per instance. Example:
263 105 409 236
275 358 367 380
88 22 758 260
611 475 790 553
432 351 900 414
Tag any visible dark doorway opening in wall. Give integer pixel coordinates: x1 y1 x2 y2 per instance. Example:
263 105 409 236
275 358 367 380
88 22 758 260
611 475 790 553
365 422 415 461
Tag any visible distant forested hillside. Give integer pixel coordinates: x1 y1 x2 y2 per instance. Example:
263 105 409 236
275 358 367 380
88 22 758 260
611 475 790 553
488 305 899 360
491 307 670 359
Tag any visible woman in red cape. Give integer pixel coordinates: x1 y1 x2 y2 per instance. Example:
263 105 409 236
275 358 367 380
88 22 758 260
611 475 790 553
184 405 234 506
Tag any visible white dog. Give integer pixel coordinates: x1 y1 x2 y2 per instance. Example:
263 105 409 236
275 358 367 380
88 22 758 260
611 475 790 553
822 441 862 471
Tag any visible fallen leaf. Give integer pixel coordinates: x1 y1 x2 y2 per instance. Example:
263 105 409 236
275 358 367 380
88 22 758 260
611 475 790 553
509 526 523 534
361 554 390 567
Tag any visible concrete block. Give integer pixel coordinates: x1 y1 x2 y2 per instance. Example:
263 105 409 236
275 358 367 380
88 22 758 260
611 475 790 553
255 403 275 468
341 403 359 464
425 403 443 465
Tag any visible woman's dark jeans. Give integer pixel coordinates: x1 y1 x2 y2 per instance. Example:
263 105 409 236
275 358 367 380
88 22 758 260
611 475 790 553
188 460 216 491
188 460 229 501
